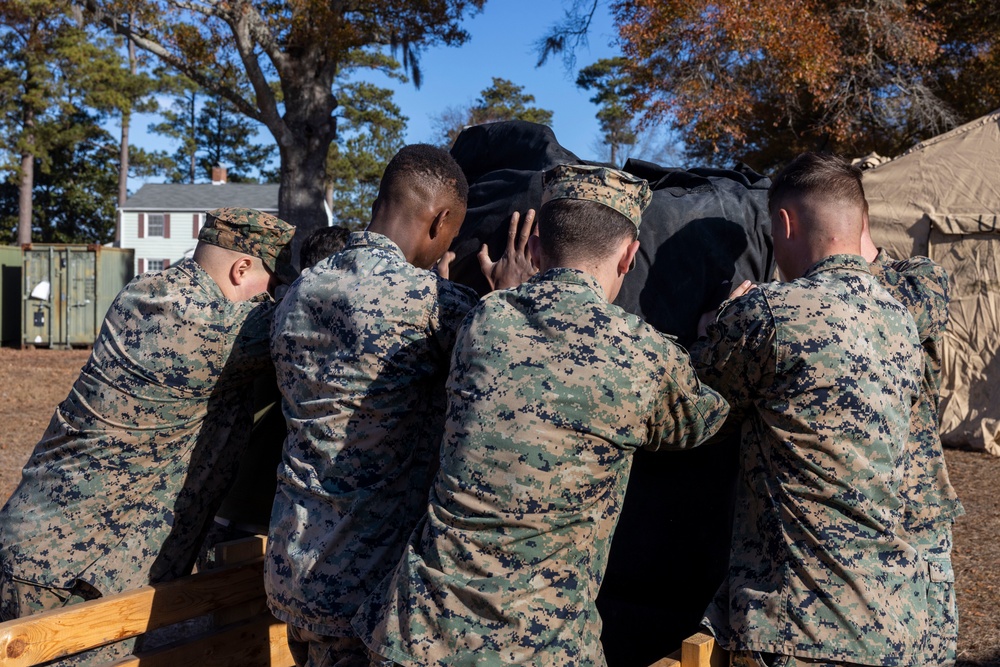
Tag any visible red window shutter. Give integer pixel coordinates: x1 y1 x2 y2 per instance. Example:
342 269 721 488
163 259 171 268
138 258 145 273
192 214 199 238
163 214 171 239
138 213 145 238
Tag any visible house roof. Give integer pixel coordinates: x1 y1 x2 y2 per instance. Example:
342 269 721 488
123 184 279 212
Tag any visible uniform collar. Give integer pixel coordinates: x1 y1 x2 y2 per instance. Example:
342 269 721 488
346 231 406 259
872 248 892 267
531 267 606 299
802 253 872 279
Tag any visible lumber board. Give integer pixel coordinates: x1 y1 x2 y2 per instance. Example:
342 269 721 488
214 535 267 566
106 613 293 667
0 560 266 667
681 632 725 667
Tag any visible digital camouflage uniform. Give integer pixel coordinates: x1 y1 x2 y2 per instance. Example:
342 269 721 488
352 267 729 667
265 231 479 665
692 254 928 666
869 250 964 666
352 164 729 667
0 208 294 664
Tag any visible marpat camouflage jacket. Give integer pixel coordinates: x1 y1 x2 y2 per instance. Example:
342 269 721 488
0 257 273 598
353 267 729 667
265 231 478 636
693 254 929 665
870 250 964 549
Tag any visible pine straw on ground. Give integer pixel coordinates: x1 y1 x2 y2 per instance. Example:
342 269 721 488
0 347 997 663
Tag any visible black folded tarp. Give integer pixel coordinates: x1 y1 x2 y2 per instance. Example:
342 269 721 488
448 121 775 667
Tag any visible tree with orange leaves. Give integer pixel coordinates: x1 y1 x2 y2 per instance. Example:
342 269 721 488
608 0 995 169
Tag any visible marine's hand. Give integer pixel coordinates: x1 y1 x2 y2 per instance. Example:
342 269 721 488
478 209 538 291
697 280 755 337
728 279 754 300
434 251 456 280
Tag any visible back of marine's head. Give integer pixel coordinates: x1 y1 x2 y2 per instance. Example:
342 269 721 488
376 144 469 219
537 164 651 266
768 152 866 239
371 144 470 269
198 207 297 283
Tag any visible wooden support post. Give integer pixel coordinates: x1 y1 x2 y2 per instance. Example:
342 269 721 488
681 633 725 667
215 535 267 566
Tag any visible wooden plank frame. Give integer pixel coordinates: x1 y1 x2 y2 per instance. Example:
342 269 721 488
0 536 292 667
0 533 721 667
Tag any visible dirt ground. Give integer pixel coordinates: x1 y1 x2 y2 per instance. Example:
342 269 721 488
0 347 997 664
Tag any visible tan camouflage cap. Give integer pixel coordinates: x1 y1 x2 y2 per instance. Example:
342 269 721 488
199 208 297 283
541 164 652 229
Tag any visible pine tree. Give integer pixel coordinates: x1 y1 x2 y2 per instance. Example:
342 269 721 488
82 0 487 251
196 96 274 183
576 58 636 166
148 79 199 183
433 77 554 147
0 1 143 243
326 81 407 229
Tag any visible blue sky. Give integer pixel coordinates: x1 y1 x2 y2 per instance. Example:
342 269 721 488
125 1 679 189
370 1 622 154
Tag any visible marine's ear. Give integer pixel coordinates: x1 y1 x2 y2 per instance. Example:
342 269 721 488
228 256 255 286
528 234 544 269
618 240 640 276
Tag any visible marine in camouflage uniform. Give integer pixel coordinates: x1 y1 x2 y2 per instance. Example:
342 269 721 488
0 208 294 664
352 164 730 667
868 249 964 666
265 145 494 667
693 154 928 667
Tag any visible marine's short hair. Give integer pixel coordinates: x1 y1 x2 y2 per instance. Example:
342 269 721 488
538 198 638 266
300 225 350 269
379 144 469 207
768 152 866 215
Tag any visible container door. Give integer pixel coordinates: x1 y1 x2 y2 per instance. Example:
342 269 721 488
22 248 54 346
66 248 97 345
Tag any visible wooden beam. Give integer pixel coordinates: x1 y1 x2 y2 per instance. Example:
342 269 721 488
681 633 725 667
0 560 266 667
107 613 293 667
214 535 267 566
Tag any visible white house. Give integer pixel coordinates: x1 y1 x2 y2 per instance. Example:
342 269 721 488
118 168 279 274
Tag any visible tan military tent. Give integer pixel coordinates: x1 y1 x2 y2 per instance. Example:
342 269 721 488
862 109 1000 455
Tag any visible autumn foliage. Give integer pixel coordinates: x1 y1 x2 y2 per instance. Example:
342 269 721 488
612 0 994 169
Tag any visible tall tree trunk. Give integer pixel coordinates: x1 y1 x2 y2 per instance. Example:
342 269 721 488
273 62 337 266
116 21 136 243
16 108 35 246
17 151 34 246
279 140 331 266
188 91 196 183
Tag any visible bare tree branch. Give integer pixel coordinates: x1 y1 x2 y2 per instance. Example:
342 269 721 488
535 0 600 69
79 0 264 123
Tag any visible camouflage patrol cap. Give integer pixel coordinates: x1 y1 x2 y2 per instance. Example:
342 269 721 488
541 164 652 229
199 208 297 283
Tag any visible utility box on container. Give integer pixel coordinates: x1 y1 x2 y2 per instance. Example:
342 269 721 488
22 245 135 348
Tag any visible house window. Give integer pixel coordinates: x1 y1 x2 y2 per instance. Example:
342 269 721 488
146 259 165 271
147 214 165 237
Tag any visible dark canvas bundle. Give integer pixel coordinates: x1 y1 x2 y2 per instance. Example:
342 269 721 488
448 121 775 667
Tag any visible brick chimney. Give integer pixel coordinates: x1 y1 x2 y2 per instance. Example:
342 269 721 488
211 165 227 185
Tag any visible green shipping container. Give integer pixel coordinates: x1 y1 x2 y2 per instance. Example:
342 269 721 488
22 245 135 348
0 245 23 345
